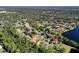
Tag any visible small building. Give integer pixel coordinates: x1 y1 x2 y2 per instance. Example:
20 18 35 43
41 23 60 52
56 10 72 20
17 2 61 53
0 45 2 49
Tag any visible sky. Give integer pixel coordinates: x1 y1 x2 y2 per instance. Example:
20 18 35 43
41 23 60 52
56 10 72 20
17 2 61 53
0 0 79 6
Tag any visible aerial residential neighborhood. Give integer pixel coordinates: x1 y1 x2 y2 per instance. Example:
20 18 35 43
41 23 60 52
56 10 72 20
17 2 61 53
0 6 79 53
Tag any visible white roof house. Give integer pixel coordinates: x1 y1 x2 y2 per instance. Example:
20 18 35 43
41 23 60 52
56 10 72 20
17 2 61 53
0 45 2 49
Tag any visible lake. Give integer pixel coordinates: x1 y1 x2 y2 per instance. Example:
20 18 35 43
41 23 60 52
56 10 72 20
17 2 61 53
62 27 79 42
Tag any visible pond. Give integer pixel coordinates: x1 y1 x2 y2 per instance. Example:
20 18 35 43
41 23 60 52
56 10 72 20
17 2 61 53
62 27 79 42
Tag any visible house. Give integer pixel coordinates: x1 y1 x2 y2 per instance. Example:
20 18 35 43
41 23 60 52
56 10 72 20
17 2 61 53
0 45 2 49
